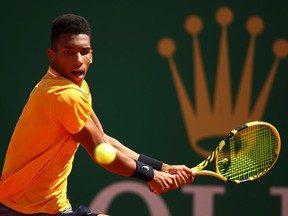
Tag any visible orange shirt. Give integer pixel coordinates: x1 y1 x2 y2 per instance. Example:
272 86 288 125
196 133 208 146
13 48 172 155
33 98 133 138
0 67 92 214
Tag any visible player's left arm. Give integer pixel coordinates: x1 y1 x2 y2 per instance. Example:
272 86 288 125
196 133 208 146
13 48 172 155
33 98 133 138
105 133 194 182
90 109 194 185
89 109 139 159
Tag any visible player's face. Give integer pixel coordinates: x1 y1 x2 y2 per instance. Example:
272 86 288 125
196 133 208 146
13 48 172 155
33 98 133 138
48 33 93 86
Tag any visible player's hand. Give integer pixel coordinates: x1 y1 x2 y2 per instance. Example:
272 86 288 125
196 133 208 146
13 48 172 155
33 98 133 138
148 170 179 194
162 164 196 185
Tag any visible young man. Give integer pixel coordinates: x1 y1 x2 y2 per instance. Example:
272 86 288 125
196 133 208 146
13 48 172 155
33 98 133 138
0 14 195 216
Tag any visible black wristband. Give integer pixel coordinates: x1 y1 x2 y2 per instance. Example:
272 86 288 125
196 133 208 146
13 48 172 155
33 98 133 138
131 160 154 182
138 154 163 171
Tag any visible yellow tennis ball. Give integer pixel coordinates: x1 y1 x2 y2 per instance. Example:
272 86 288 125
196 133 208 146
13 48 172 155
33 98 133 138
94 143 116 165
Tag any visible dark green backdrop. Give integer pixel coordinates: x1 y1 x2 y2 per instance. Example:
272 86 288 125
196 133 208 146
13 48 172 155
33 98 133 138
1 1 287 216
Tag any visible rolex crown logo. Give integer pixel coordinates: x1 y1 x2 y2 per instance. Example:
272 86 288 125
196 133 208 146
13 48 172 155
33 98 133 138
157 6 288 157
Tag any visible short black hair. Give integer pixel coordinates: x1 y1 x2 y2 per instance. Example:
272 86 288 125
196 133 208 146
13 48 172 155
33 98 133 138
50 14 91 48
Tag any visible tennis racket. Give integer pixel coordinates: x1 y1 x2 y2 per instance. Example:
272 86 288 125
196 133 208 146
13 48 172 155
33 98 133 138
192 121 281 184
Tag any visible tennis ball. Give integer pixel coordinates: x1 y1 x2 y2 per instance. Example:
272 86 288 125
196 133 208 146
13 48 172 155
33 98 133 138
94 143 116 165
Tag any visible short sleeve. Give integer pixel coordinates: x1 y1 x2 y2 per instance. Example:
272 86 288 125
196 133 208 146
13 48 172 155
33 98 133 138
53 88 92 134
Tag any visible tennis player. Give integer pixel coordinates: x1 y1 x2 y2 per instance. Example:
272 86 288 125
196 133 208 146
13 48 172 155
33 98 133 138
0 14 195 216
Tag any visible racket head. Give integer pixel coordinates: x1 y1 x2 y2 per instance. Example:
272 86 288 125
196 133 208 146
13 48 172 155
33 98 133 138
215 121 281 183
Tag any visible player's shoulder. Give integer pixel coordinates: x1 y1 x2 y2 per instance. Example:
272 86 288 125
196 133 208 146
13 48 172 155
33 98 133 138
35 76 91 103
55 84 90 103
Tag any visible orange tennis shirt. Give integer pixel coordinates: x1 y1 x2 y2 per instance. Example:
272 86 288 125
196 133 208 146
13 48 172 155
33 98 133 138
0 67 92 214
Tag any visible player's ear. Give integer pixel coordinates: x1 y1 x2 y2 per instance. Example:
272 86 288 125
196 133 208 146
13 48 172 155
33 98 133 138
47 48 56 63
90 50 93 64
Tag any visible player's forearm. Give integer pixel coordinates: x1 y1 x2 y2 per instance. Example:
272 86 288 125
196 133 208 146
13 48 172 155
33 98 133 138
100 149 136 176
104 134 140 160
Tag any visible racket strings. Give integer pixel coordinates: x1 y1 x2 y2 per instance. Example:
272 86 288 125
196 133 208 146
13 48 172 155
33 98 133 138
217 125 278 181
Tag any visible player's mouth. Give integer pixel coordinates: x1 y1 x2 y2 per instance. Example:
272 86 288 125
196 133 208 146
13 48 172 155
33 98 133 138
71 69 85 79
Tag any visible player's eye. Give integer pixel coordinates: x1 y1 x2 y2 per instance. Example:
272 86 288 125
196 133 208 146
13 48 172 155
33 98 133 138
81 49 91 56
64 50 74 55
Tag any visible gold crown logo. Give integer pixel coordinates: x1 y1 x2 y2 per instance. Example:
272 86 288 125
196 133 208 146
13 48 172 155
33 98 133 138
157 6 288 158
